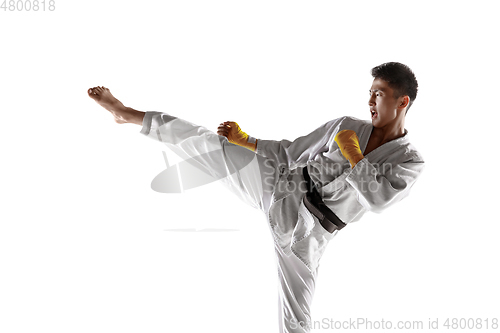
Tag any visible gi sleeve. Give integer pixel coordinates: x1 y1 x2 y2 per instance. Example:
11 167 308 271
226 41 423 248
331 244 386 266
345 153 425 213
255 117 343 169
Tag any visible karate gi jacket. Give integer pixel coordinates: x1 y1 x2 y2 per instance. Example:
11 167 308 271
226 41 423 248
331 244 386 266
256 116 425 275
141 112 425 276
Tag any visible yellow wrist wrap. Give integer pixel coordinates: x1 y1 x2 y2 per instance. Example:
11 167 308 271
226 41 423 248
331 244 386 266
334 130 364 168
227 122 257 152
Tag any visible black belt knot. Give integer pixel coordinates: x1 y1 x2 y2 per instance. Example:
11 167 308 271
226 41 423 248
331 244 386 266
302 167 347 233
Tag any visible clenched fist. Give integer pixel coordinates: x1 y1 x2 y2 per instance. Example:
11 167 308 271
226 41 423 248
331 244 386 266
334 129 364 168
217 121 257 151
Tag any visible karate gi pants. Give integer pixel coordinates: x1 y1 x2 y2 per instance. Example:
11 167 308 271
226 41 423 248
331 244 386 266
141 112 317 332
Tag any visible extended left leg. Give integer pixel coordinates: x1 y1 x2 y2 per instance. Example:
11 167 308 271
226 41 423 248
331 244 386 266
88 86 145 125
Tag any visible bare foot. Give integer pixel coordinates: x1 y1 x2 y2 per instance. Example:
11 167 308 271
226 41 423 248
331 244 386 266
87 86 129 124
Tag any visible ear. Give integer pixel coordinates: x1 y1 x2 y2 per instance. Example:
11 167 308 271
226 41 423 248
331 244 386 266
398 95 410 109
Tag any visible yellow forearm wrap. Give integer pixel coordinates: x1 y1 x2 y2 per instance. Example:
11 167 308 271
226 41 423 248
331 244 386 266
227 122 256 152
334 130 364 168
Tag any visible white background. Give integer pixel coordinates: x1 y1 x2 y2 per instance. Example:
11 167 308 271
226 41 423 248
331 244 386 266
1 1 499 332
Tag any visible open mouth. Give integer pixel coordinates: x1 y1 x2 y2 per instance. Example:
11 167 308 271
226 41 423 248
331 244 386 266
371 110 378 119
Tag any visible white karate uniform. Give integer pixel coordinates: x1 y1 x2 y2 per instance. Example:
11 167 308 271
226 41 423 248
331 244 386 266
140 112 425 332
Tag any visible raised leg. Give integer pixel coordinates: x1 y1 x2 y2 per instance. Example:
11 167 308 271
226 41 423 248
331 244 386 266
87 86 145 126
87 86 278 212
140 111 278 212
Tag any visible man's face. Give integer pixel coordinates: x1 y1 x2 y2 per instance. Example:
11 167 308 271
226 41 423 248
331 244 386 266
368 78 406 128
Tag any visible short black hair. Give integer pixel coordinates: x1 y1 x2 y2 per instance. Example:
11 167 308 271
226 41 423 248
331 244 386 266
371 62 418 113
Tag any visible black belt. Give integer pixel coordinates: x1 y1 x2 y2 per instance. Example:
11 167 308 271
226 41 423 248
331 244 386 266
302 167 347 233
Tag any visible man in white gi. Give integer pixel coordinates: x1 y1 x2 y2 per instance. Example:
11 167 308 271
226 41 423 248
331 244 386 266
87 62 425 333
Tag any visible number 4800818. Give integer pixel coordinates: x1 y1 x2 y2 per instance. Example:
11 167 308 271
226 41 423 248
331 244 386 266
1 0 55 11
